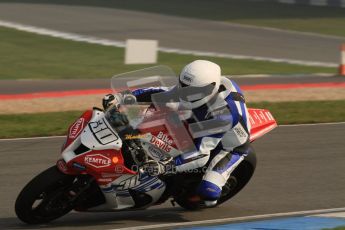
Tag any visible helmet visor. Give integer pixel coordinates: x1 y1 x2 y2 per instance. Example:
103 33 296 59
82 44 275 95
178 81 216 102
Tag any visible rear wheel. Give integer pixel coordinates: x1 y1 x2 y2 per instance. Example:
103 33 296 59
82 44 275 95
15 166 76 224
174 153 256 210
218 154 256 205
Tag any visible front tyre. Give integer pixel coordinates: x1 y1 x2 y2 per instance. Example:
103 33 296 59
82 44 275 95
15 166 75 224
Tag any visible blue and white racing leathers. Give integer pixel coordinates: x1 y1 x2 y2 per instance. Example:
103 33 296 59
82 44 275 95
132 77 252 201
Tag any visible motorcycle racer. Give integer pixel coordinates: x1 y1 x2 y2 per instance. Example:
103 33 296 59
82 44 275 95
103 60 254 207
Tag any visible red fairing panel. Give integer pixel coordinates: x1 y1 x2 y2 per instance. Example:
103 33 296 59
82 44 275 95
248 108 277 142
62 110 93 150
66 149 137 185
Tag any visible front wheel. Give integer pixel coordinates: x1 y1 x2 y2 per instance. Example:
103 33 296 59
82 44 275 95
15 166 76 224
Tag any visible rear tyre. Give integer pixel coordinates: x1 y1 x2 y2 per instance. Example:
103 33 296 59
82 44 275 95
175 153 256 210
218 153 257 205
15 166 75 224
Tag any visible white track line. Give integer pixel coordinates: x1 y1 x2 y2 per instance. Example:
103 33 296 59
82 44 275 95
159 47 337 67
109 207 345 230
0 122 344 141
0 20 337 68
313 212 345 218
216 20 345 41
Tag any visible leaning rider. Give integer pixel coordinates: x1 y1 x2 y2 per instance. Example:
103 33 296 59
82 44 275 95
102 60 254 207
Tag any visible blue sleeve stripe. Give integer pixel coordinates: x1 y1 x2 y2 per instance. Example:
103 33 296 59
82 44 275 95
226 100 239 127
239 102 248 127
132 88 166 97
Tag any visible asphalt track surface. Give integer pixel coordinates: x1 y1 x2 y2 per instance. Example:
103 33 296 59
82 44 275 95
2 75 345 94
0 3 344 64
0 123 344 229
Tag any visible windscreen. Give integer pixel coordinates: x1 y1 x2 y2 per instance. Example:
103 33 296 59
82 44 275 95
107 66 196 154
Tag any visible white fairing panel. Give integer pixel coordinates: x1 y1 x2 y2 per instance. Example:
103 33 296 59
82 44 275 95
140 133 182 161
81 110 122 150
90 172 166 211
61 134 83 163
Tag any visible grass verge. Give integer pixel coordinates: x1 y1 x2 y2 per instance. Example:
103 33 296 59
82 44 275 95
324 227 345 230
1 0 345 37
250 100 345 125
1 100 344 139
0 26 335 80
0 111 82 139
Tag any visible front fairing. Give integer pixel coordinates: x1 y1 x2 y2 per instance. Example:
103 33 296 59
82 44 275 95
61 109 122 163
81 111 122 151
58 109 134 185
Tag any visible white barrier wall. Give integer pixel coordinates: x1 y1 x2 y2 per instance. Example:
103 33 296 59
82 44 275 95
310 0 328 6
125 39 158 65
277 0 345 7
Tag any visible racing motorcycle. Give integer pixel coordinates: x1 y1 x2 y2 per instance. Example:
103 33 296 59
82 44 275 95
15 66 277 224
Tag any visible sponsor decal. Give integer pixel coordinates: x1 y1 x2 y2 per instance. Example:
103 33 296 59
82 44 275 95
233 125 247 138
88 118 119 145
156 131 173 145
149 131 174 153
148 145 166 160
124 133 148 140
69 118 84 139
249 115 255 126
84 154 111 168
97 178 113 183
115 165 126 174
182 74 193 83
206 187 217 193
265 111 273 121
116 173 158 191
150 136 171 152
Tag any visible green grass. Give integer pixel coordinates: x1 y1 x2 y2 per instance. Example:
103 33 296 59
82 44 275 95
324 227 345 230
0 26 335 80
1 0 345 37
1 100 344 138
0 111 82 138
249 100 345 125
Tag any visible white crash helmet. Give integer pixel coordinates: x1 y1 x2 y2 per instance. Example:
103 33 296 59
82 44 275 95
178 60 221 109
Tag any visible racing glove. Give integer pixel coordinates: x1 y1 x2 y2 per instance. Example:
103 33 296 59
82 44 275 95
102 94 119 110
126 139 148 165
102 92 137 110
